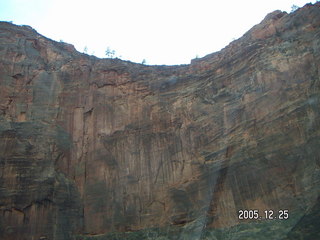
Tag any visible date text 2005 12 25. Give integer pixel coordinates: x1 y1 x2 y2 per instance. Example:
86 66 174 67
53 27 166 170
238 209 289 220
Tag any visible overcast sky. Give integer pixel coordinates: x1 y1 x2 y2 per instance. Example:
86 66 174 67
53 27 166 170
0 0 316 65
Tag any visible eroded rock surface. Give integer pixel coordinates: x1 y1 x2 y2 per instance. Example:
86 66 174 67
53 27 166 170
0 3 320 240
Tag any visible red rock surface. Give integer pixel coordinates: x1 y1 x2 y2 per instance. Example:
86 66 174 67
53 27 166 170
0 3 320 240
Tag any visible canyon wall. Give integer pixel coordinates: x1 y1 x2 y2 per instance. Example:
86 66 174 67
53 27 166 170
0 3 320 240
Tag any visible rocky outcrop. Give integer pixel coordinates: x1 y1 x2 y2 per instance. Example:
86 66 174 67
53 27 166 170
0 3 320 240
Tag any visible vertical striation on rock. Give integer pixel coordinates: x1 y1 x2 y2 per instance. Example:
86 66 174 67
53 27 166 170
0 2 320 240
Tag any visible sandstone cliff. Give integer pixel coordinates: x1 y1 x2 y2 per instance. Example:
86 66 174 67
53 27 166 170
0 3 320 240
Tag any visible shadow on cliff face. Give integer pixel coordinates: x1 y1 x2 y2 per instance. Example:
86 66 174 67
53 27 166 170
0 122 83 240
285 196 320 240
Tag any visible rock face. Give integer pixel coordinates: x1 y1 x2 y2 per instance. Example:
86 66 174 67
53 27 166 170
0 3 320 240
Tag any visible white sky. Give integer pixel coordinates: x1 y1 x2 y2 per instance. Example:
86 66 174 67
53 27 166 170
0 0 316 65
